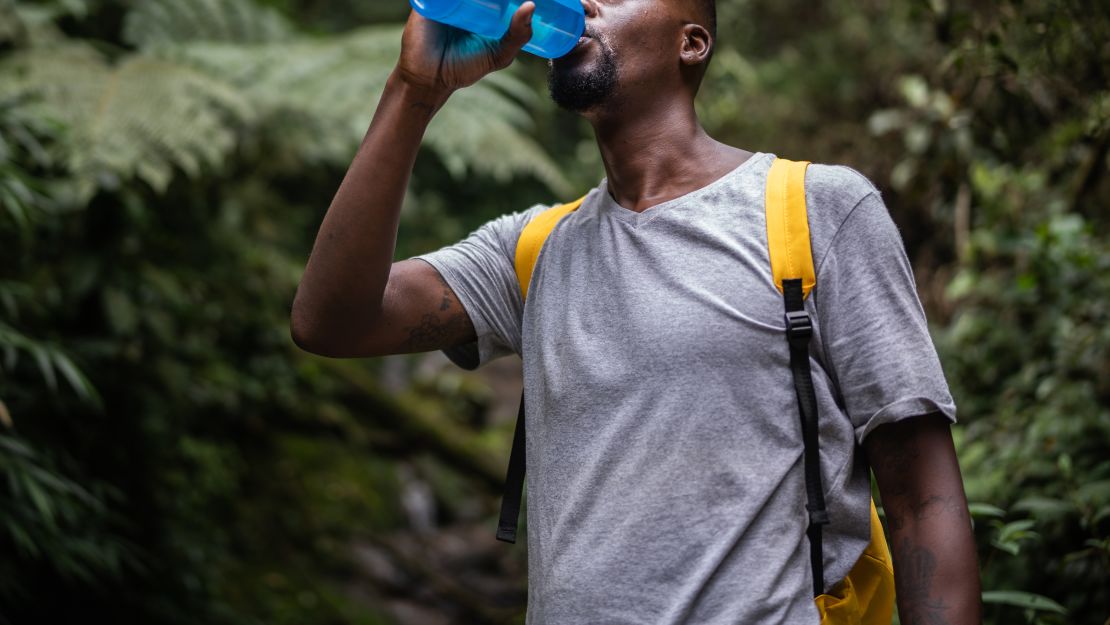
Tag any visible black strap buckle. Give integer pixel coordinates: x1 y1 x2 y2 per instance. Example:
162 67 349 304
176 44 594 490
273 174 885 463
806 505 831 527
785 310 813 340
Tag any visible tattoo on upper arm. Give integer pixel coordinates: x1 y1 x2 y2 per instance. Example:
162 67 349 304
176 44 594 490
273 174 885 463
893 537 952 625
402 273 474 352
404 312 471 351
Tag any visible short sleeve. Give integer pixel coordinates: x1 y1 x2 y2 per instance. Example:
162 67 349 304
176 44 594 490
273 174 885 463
813 193 957 443
414 205 547 370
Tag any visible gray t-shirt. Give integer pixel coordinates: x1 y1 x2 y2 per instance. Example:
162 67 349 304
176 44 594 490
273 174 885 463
417 152 956 624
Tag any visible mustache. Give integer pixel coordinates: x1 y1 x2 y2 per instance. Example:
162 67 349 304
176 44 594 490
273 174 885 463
583 26 601 40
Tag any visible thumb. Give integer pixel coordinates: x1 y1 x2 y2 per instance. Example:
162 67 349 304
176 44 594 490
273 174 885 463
497 1 535 64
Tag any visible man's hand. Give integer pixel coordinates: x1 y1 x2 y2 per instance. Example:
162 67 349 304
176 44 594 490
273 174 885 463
865 413 982 625
396 3 536 96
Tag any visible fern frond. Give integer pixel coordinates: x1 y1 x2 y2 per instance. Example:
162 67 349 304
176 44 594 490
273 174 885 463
0 43 254 199
166 25 571 193
2 1 570 198
0 0 26 47
122 0 293 48
3 0 98 48
428 89 570 195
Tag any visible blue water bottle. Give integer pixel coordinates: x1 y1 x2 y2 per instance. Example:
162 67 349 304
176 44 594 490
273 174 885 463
410 0 585 59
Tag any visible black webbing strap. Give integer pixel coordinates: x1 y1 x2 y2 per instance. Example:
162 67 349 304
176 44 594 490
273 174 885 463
783 278 831 597
496 392 527 543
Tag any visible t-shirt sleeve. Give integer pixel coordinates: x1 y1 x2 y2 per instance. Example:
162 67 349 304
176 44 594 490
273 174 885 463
413 205 546 370
813 192 957 443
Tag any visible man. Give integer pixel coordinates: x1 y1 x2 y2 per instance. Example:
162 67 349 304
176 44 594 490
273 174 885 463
291 0 982 622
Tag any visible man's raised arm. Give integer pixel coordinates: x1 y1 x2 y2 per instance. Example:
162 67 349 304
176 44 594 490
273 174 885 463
290 5 536 358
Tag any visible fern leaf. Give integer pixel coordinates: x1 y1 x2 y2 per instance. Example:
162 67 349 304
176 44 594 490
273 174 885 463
166 25 572 192
0 43 254 198
3 0 570 197
122 0 293 48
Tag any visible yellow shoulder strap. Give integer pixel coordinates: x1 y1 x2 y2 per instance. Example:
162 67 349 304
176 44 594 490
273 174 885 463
514 196 587 300
768 159 896 625
765 158 816 298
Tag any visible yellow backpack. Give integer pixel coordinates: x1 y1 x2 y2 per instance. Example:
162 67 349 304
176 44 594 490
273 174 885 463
497 157 896 625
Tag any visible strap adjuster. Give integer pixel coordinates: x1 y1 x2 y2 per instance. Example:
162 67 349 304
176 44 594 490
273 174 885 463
785 310 813 339
806 505 831 527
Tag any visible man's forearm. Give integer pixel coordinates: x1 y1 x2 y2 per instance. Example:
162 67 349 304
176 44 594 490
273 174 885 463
291 72 450 350
867 414 982 625
887 494 981 625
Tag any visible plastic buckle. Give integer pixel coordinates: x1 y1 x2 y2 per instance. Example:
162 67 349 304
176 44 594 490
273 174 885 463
806 506 831 527
785 310 813 340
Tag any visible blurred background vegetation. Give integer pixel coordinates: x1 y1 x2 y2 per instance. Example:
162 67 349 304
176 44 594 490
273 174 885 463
0 0 1106 623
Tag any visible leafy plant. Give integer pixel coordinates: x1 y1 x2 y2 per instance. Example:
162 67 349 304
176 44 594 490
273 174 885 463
0 434 137 599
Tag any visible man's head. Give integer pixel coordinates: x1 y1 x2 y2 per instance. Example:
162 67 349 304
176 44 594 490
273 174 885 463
548 0 716 115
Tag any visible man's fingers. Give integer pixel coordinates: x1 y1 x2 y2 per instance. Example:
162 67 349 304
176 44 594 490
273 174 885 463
498 1 535 62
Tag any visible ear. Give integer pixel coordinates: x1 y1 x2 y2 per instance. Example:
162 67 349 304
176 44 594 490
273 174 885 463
679 23 712 66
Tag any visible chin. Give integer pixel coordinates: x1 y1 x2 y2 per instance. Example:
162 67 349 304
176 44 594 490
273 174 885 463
547 33 619 113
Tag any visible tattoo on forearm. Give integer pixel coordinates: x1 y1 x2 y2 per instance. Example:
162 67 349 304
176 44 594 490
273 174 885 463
910 494 965 523
870 421 972 532
894 537 952 625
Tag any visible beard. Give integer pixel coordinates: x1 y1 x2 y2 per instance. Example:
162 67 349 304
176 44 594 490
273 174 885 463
547 32 619 113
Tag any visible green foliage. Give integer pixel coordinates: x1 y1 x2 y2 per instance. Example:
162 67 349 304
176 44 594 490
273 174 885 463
122 0 295 47
914 1 1110 619
0 433 137 599
0 0 1106 623
0 0 568 205
981 590 1067 617
164 27 570 192
699 0 1109 620
0 319 98 404
0 43 254 199
0 0 549 621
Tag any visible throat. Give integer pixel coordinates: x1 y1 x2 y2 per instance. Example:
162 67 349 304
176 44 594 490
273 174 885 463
601 140 755 213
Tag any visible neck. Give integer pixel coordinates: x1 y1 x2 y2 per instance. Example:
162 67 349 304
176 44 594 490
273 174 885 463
586 97 751 213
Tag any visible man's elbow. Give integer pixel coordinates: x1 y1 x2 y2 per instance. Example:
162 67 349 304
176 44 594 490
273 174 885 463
289 299 389 358
290 305 330 356
289 296 345 357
